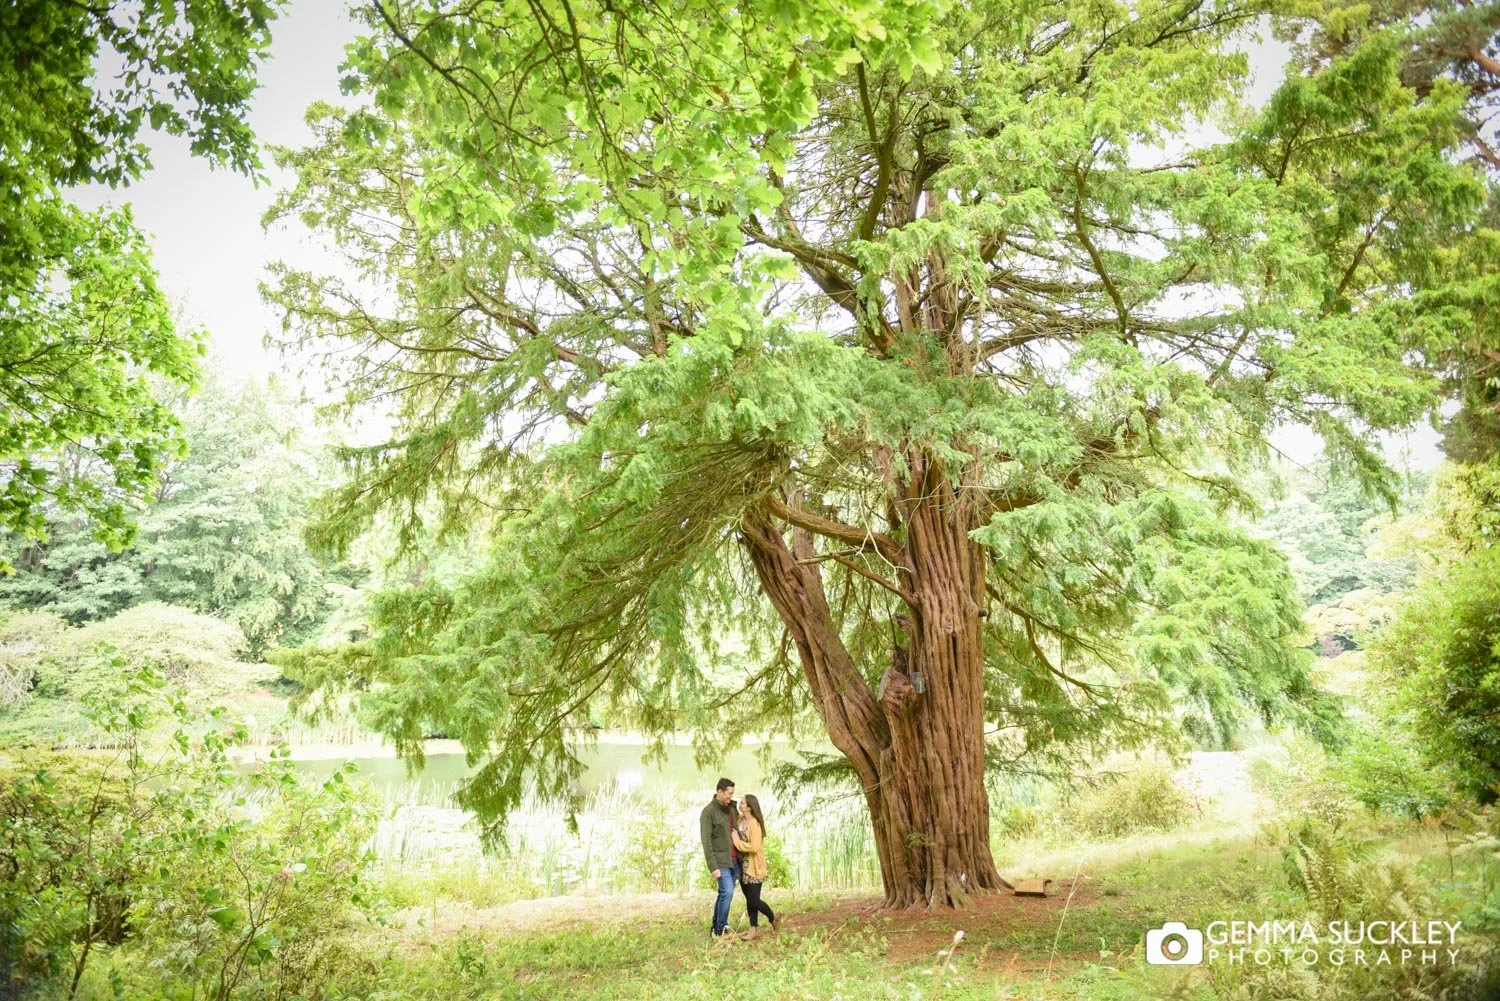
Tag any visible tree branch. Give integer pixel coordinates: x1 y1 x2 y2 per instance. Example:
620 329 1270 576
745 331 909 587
762 494 905 568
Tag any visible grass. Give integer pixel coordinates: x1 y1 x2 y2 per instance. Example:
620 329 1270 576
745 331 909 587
318 793 1499 1001
57 751 1500 1001
350 755 1257 910
328 831 1454 1001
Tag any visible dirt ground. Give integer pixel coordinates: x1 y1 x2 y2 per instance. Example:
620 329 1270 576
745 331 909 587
789 878 1097 965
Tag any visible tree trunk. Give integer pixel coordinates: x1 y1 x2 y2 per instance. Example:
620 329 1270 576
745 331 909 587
740 454 1008 908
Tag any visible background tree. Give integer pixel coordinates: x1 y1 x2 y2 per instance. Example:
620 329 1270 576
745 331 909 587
0 0 282 570
269 0 1486 908
0 366 349 656
1257 463 1419 607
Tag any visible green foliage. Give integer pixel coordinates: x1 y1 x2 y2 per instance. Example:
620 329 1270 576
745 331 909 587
266 0 1486 841
1278 816 1374 919
1251 737 1361 831
0 1 282 563
992 799 1043 841
1203 816 1500 1001
1257 462 1419 608
1353 458 1500 809
622 797 693 893
1369 543 1500 803
0 665 376 1001
0 605 266 747
1 369 355 655
1303 589 1403 656
1340 708 1458 822
1278 0 1500 469
762 834 794 889
1065 763 1196 840
0 611 68 711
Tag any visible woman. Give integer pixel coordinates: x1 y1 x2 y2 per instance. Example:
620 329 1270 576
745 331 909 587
731 794 777 938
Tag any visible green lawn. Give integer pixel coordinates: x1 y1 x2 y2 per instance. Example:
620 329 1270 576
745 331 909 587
300 831 1492 1001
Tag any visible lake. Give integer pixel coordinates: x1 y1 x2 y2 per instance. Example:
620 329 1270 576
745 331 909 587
288 740 799 808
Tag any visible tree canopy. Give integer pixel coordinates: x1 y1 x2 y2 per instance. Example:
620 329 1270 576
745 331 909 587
0 0 282 568
1282 0 1500 459
269 0 1491 905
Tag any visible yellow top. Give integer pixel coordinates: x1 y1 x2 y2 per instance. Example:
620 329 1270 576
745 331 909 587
732 816 767 881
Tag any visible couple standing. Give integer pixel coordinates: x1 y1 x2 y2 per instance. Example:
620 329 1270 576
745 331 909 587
699 777 778 939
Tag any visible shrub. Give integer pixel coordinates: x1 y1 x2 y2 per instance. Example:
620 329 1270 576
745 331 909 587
622 797 692 892
0 663 378 1000
1202 816 1500 1001
762 833 794 889
1250 737 1359 831
0 611 67 711
1340 705 1457 822
993 799 1043 840
1065 761 1194 839
69 602 248 686
0 605 270 747
1368 544 1500 804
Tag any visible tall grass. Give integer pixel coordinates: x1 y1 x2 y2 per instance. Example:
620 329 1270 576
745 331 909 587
282 752 1212 906
361 777 885 901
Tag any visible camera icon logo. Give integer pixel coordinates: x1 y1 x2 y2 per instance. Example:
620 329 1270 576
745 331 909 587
1146 921 1204 965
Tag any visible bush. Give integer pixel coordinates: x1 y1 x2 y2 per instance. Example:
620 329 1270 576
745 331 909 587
1065 761 1194 839
0 605 273 747
762 833 794 889
1367 544 1500 804
1202 816 1500 1001
69 602 249 686
1340 705 1457 822
622 797 693 892
1250 737 1359 831
0 611 67 710
993 799 1043 840
0 663 378 1000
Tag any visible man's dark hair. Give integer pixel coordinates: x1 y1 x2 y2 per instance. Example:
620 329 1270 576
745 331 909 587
716 777 735 792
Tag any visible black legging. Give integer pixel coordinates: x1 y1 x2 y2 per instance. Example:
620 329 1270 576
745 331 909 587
740 879 775 927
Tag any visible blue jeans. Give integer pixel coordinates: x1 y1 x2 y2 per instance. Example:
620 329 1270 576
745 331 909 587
711 863 738 935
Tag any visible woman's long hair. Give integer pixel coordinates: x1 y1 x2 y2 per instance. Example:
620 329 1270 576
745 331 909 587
744 794 767 835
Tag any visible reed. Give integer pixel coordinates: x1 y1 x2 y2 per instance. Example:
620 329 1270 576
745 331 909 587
359 777 885 898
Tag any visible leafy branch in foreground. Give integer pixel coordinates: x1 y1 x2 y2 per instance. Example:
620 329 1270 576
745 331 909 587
0 0 282 569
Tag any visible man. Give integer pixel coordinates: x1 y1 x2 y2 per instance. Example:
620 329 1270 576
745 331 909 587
699 777 738 937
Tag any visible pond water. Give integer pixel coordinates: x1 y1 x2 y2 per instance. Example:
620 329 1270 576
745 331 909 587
288 741 797 807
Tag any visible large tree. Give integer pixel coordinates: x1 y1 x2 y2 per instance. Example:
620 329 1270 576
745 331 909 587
0 0 281 569
270 0 1485 907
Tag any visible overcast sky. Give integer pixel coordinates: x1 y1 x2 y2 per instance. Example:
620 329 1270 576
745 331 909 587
70 1 1444 471
72 1 362 380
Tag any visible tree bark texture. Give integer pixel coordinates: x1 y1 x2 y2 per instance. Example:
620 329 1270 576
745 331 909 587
739 451 1009 909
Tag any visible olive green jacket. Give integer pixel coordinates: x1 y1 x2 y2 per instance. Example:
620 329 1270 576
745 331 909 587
699 799 735 872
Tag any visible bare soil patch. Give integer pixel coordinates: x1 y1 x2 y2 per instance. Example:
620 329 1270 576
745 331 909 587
790 879 1099 965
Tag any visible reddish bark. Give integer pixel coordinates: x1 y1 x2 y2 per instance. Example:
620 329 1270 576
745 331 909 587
740 450 1009 909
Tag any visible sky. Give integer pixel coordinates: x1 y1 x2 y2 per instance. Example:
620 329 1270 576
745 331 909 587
72 1 362 381
70 1 1445 472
